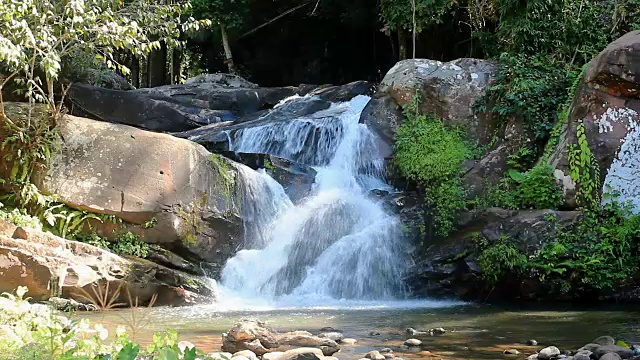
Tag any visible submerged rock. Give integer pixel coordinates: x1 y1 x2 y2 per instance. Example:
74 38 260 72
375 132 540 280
318 332 344 342
527 340 539 346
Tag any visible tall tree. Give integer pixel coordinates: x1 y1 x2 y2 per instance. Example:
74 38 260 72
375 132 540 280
380 0 452 59
190 0 250 74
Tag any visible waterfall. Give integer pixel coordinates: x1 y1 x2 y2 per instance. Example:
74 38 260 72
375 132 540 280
220 95 409 305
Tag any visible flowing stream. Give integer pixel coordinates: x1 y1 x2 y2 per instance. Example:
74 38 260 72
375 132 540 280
218 95 412 308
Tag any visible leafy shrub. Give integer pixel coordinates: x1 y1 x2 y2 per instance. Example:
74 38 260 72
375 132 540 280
477 236 527 284
477 53 576 141
476 199 640 295
75 231 150 258
395 99 471 237
0 287 217 360
508 164 563 209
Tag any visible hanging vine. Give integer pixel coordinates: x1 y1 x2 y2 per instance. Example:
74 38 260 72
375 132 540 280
568 121 601 209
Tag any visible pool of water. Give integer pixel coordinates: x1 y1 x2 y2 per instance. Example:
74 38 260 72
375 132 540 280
77 301 640 360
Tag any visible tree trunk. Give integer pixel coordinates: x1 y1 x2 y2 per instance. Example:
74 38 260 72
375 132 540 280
148 41 168 87
170 49 182 84
220 24 236 74
398 30 408 60
131 55 140 88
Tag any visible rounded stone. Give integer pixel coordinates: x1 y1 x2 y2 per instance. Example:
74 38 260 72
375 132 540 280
527 340 538 346
364 351 386 360
404 339 422 347
538 346 561 360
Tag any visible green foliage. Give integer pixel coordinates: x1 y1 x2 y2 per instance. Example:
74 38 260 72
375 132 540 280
475 0 639 142
508 164 563 209
75 231 150 258
534 202 640 293
395 97 471 237
476 199 640 294
477 235 527 284
480 164 562 210
190 0 249 30
428 181 466 237
569 121 601 209
477 53 576 140
380 0 452 32
0 287 217 360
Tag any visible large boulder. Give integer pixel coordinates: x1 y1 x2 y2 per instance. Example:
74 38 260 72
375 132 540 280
405 208 582 300
0 219 214 306
33 114 244 266
68 83 233 132
374 58 498 145
133 84 300 116
549 31 640 210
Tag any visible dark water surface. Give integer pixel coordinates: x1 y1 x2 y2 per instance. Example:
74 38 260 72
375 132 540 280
77 302 640 360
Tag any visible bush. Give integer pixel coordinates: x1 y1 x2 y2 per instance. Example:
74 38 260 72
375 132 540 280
509 164 563 209
476 200 640 295
0 287 217 360
395 100 471 237
75 231 150 259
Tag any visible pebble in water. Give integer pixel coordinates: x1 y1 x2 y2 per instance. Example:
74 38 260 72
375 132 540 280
404 339 422 347
369 331 381 336
527 340 538 346
503 349 520 355
365 351 386 360
341 338 358 345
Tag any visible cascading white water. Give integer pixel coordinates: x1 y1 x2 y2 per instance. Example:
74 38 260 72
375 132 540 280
219 95 410 306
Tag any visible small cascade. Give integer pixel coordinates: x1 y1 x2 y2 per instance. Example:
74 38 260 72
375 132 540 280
220 95 408 304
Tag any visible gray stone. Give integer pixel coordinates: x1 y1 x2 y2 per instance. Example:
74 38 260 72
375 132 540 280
233 350 258 360
429 328 446 335
527 340 539 346
379 58 498 145
231 356 250 360
262 352 284 360
538 346 561 360
504 349 520 355
593 345 634 359
526 355 538 360
600 353 623 360
365 351 386 360
369 331 381 336
579 344 602 353
318 332 344 342
341 338 357 345
379 348 393 354
404 339 422 347
594 336 617 346
573 350 592 360
277 348 324 360
278 331 340 356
